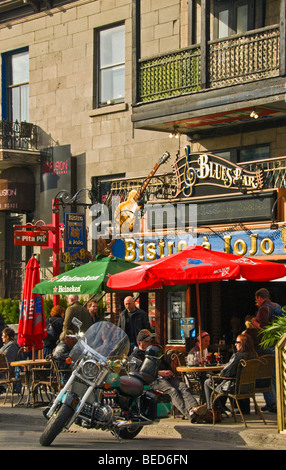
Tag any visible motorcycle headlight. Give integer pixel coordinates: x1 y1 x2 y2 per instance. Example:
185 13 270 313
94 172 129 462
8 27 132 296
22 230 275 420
82 360 99 379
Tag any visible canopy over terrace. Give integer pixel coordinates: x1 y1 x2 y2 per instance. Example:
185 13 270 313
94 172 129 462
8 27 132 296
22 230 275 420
32 255 139 296
107 245 286 359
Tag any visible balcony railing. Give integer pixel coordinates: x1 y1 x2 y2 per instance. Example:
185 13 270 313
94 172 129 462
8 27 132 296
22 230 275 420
138 25 280 102
139 45 201 102
240 156 286 189
0 120 38 151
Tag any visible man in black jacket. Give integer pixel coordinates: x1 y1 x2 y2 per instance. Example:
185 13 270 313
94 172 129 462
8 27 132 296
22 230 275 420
118 296 151 351
129 329 207 422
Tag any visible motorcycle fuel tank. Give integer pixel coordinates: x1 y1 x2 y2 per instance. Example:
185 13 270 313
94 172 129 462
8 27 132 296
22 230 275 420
119 375 144 397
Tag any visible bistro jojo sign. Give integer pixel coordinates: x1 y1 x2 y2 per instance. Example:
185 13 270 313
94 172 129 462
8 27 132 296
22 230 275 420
111 228 286 263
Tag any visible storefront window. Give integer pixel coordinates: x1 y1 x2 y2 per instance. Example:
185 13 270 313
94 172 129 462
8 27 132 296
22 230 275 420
167 292 186 344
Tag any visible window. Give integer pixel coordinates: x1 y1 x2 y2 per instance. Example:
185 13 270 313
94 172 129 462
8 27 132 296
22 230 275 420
214 0 254 39
239 145 270 162
2 49 29 122
97 24 125 107
211 145 270 164
167 292 187 344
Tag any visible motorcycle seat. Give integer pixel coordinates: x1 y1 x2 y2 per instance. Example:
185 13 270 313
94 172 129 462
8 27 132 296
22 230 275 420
129 372 155 386
119 375 144 397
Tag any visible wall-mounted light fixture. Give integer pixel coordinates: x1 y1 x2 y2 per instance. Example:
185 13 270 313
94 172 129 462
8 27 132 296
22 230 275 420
250 108 259 119
169 126 181 139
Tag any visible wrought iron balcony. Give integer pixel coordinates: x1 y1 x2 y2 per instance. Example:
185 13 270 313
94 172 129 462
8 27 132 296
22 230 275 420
0 120 38 151
138 25 280 102
240 156 286 189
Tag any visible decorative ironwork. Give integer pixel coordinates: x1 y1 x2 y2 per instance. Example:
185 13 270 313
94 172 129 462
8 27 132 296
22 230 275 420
102 174 176 210
139 46 201 102
209 26 280 88
0 120 38 151
138 26 280 102
240 157 286 190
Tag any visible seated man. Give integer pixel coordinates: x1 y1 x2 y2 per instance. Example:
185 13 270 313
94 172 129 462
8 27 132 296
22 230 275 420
52 330 77 383
129 329 207 422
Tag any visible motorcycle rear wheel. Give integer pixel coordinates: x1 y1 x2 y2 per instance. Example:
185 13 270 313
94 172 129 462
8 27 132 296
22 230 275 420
117 425 143 439
39 404 74 446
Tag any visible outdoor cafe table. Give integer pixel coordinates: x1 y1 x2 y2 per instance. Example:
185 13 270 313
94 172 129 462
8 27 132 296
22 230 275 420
11 358 52 407
176 365 224 403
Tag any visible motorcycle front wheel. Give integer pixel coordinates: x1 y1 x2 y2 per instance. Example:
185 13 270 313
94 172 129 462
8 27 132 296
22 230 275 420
117 425 143 439
39 404 74 446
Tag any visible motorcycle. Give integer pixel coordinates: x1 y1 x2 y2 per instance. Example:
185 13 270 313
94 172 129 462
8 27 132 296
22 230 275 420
39 318 171 447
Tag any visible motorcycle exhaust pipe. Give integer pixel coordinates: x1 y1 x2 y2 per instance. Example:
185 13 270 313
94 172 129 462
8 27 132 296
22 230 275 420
115 417 153 429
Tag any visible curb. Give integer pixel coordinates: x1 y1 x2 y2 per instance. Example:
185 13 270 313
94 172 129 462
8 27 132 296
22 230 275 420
1 406 285 449
139 419 286 449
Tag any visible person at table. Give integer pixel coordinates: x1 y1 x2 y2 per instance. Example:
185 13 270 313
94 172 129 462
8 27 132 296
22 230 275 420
43 305 65 357
187 331 210 363
63 294 93 334
129 329 207 423
52 330 77 384
0 327 20 392
203 333 257 422
52 330 77 370
0 327 20 366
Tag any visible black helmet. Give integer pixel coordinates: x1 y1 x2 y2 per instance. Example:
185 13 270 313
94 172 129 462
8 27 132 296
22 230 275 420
145 344 163 358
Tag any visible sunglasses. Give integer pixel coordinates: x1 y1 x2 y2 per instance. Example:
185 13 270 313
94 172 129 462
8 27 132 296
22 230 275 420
235 341 241 344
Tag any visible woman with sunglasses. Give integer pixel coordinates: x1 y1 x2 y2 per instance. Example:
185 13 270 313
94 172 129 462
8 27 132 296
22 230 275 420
202 333 257 422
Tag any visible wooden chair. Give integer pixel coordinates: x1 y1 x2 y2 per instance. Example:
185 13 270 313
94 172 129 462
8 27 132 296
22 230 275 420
163 349 186 417
0 352 22 407
255 354 275 401
211 358 266 427
30 355 61 405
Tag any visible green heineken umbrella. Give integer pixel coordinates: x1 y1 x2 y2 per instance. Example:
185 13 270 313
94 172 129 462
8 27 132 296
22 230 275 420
32 255 138 296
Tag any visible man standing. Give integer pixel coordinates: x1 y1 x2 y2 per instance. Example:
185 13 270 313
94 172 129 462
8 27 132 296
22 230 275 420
63 294 93 334
252 288 282 330
87 300 100 323
252 288 280 413
118 296 151 350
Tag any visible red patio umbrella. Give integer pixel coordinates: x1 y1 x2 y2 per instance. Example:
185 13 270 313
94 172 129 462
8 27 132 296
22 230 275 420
107 245 286 360
18 257 47 359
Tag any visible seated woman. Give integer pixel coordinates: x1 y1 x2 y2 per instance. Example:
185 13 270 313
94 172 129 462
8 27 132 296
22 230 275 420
0 327 20 393
203 333 257 422
0 327 20 366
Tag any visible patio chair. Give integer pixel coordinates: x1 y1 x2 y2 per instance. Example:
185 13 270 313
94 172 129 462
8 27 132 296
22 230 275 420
210 358 266 427
255 354 275 393
162 349 187 418
255 354 275 405
30 355 61 405
0 352 22 407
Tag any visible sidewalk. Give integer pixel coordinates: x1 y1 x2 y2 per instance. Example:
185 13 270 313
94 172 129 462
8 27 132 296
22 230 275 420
0 393 285 449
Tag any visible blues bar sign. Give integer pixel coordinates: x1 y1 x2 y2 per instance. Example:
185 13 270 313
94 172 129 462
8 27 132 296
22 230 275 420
171 146 264 199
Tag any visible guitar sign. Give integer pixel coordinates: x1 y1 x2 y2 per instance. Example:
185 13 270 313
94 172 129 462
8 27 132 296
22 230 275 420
115 151 170 233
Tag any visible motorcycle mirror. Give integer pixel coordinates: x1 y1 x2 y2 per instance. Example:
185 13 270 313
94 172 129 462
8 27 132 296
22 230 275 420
71 317 83 331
